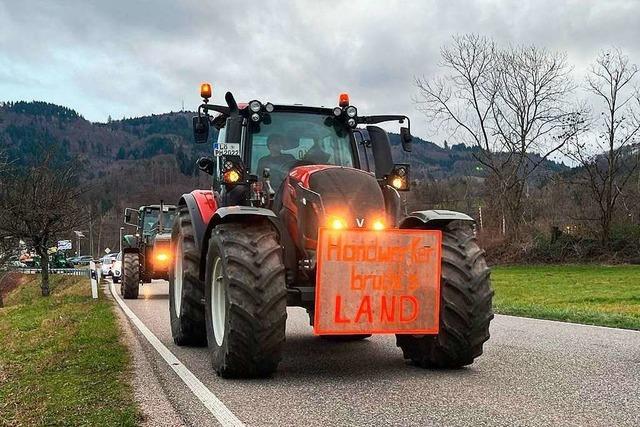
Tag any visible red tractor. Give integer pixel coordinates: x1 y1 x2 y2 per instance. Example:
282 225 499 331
169 84 493 378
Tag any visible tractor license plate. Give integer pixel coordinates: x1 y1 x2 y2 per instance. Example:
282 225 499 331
213 142 240 156
314 228 441 335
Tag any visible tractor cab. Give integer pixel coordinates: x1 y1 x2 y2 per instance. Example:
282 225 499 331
193 87 412 215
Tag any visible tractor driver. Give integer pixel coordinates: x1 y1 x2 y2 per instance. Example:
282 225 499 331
257 133 296 188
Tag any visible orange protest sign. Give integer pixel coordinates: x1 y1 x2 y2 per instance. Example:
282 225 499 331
313 228 441 335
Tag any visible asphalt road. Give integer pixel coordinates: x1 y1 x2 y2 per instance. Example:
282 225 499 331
115 279 640 427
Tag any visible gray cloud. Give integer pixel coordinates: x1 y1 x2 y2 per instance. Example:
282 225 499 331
1 0 639 143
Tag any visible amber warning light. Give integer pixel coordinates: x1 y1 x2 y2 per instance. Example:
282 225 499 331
200 83 212 99
338 92 350 107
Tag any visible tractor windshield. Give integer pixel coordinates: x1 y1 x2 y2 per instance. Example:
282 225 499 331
142 209 176 235
249 112 355 188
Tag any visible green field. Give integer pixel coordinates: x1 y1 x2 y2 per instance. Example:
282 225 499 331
0 274 139 426
492 265 640 330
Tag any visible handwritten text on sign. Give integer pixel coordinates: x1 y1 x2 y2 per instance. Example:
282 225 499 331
314 228 441 335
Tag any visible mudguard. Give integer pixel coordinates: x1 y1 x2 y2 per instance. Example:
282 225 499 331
179 190 284 280
178 190 218 252
199 206 282 280
399 209 474 229
122 235 139 253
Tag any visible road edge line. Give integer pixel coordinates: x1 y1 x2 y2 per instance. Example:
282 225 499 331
109 281 245 427
495 313 640 333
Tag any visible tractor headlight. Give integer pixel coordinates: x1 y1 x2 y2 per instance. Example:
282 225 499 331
223 169 241 184
221 155 244 185
372 219 385 231
249 100 262 112
345 106 357 118
347 118 356 128
388 164 410 191
391 177 405 189
155 252 170 262
327 215 347 230
265 102 275 113
250 112 261 122
332 107 342 117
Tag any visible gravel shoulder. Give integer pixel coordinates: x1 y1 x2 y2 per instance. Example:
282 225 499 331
108 283 187 427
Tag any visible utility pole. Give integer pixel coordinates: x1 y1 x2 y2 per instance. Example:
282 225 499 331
89 216 94 259
74 231 86 257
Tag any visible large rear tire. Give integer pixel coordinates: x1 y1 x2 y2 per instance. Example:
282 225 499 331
205 222 287 378
122 253 140 299
396 221 493 368
169 206 207 346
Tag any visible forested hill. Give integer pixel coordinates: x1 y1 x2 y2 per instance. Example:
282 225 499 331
0 101 212 178
0 100 567 183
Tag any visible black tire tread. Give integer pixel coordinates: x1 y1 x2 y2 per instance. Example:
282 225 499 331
122 253 140 299
169 206 207 346
396 221 494 368
207 222 287 378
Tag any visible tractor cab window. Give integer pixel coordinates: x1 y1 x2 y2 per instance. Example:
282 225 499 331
249 112 355 188
142 209 176 235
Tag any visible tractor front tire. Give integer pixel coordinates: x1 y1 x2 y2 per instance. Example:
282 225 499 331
396 221 493 368
122 253 140 299
169 207 207 346
205 222 287 378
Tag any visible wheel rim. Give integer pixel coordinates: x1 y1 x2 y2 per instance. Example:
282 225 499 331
211 257 226 346
173 238 183 318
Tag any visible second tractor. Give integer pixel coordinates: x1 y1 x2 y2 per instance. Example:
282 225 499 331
121 203 177 298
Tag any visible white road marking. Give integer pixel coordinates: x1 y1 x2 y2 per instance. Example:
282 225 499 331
109 281 245 427
496 314 640 334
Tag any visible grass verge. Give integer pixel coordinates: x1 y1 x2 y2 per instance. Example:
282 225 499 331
0 274 139 426
492 264 640 330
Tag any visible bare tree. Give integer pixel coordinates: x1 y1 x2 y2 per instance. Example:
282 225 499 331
567 49 640 243
416 34 585 239
0 152 88 296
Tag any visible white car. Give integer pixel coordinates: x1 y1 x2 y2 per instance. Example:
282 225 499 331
100 255 115 277
112 252 122 283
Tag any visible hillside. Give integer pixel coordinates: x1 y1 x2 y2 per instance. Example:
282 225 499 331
0 101 568 182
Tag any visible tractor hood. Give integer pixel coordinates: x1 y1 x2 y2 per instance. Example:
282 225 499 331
281 165 386 248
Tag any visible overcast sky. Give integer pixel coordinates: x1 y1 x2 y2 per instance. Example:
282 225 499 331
1 0 639 145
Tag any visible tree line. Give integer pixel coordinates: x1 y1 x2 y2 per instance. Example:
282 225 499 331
415 35 640 253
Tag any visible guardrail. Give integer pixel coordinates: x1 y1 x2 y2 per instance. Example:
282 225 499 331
9 265 100 299
11 267 92 277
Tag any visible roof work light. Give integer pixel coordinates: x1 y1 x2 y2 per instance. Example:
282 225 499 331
200 83 212 100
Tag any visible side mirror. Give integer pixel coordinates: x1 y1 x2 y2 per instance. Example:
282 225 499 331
400 127 412 152
193 115 210 144
124 208 137 227
366 126 394 180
